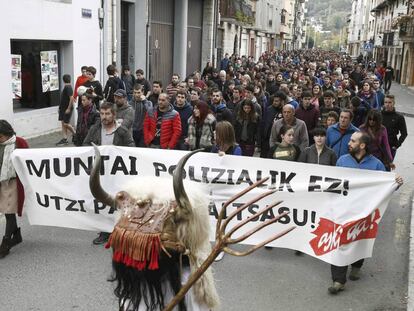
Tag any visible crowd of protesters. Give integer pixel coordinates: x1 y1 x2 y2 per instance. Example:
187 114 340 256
2 49 398 292
57 50 407 165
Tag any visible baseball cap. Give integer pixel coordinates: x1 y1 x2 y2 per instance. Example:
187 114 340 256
114 89 127 97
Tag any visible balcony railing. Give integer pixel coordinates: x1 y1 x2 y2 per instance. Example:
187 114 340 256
219 0 254 25
399 19 414 42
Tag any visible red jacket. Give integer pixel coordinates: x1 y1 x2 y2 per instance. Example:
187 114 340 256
16 136 29 216
143 105 182 149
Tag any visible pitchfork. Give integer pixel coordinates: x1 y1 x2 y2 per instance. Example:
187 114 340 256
164 177 295 311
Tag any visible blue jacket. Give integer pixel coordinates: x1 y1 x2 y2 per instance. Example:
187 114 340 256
374 90 385 110
336 154 385 171
326 123 359 158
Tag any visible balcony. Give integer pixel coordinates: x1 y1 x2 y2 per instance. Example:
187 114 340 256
219 0 255 25
370 0 397 13
399 19 414 42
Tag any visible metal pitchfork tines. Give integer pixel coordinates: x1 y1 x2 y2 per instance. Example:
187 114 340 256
164 177 296 311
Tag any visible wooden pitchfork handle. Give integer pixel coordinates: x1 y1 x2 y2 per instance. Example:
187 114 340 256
163 177 296 311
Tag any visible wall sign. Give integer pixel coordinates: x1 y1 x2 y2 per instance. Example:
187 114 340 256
11 54 22 99
82 8 92 18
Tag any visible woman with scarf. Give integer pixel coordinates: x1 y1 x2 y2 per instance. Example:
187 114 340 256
187 101 216 152
0 120 28 258
358 80 379 110
73 90 100 146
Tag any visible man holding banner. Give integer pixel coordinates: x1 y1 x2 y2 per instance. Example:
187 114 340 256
83 102 134 245
328 131 403 294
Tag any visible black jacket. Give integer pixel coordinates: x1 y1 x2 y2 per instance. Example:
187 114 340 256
234 119 259 145
298 144 337 166
104 76 124 103
74 105 100 146
381 109 407 148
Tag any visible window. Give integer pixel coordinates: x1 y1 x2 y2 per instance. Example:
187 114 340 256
11 40 62 111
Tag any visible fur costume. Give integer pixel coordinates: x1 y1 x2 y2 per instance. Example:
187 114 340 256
89 147 219 311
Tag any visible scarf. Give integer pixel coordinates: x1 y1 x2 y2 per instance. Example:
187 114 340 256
0 135 16 182
362 90 371 98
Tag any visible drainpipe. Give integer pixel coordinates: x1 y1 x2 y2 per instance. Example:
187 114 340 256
146 0 151 79
399 43 405 83
213 0 218 67
99 0 105 83
112 0 117 65
399 1 411 83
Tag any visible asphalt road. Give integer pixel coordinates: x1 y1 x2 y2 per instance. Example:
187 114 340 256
1 83 413 311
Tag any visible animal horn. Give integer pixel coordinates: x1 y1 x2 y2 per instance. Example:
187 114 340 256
173 149 202 211
89 144 116 208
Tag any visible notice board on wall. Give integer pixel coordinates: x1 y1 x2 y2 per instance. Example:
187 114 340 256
40 50 59 92
11 54 22 98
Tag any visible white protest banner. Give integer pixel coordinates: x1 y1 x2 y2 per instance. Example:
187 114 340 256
12 146 397 266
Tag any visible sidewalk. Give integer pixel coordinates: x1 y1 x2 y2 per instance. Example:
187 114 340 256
27 131 72 148
393 83 414 117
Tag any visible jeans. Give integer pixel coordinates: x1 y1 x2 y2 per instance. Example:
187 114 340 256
133 129 145 147
384 79 392 93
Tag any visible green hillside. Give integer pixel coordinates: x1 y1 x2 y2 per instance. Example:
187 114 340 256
306 0 352 32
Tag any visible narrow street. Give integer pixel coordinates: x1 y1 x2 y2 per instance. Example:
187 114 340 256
1 83 413 310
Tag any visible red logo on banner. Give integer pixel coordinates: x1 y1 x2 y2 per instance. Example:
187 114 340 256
309 209 381 256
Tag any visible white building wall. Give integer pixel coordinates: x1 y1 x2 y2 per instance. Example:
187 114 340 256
283 0 294 49
221 22 239 56
201 0 216 68
0 0 101 138
348 0 365 56
240 32 249 57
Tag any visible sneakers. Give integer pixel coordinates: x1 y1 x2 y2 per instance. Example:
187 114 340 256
93 232 110 245
328 282 345 294
56 138 68 146
214 251 224 262
349 267 361 281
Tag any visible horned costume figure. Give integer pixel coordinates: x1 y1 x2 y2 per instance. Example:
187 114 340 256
89 146 295 311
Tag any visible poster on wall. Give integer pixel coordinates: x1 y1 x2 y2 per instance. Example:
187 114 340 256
40 50 59 92
11 54 22 98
